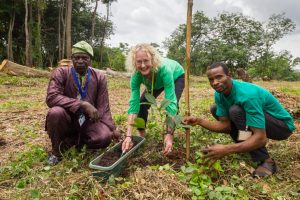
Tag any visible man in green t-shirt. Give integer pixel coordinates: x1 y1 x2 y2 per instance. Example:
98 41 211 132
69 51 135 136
183 62 295 177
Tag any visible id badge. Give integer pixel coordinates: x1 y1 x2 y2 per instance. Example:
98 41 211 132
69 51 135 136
78 114 86 127
238 130 252 141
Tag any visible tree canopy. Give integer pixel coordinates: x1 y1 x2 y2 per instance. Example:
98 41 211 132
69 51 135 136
163 11 300 80
1 2 299 79
0 0 125 70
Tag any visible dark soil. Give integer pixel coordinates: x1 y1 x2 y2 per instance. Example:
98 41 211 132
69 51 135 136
0 137 6 146
129 140 193 171
98 151 122 167
97 141 138 167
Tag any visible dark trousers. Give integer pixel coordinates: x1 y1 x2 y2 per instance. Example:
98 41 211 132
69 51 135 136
46 106 113 156
138 74 185 129
210 105 292 162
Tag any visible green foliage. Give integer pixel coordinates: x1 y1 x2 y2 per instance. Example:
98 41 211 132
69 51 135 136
0 145 47 180
176 152 249 199
30 189 41 200
144 93 157 107
129 93 191 133
92 46 126 70
164 11 297 80
113 114 127 125
0 1 114 67
130 117 146 129
248 50 300 80
1 74 299 199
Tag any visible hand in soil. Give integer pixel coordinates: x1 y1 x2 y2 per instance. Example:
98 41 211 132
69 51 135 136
163 134 173 156
202 144 229 159
122 136 133 152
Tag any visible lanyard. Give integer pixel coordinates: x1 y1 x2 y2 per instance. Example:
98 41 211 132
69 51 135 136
71 66 90 99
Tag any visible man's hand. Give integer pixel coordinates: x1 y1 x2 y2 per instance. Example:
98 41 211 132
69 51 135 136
112 129 121 142
122 136 133 152
163 134 173 156
182 116 199 126
80 101 100 122
202 144 230 160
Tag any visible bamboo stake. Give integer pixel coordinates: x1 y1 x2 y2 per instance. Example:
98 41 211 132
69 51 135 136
185 0 193 160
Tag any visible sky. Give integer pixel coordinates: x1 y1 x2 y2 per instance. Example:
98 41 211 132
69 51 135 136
98 0 300 59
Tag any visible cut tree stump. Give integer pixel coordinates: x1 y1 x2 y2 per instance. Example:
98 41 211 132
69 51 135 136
0 59 50 78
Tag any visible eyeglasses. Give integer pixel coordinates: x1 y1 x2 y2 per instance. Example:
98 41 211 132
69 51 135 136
136 59 151 66
72 55 90 61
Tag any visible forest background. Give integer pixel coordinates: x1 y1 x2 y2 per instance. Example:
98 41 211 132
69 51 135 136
1 0 300 80
1 1 300 199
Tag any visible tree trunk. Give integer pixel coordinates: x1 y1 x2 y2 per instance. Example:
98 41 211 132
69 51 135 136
7 7 15 61
62 2 66 58
36 0 43 67
28 2 33 66
100 2 110 66
185 0 193 160
58 1 62 60
66 0 72 58
49 55 54 68
25 0 30 66
59 0 65 59
90 0 99 46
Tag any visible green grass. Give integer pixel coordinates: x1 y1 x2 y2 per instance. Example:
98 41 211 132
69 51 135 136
0 99 45 110
279 87 300 96
0 75 299 199
0 76 48 86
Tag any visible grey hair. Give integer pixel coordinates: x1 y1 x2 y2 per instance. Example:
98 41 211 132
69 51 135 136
125 43 161 73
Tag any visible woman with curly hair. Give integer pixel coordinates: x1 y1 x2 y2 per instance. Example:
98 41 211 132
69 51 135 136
122 43 185 155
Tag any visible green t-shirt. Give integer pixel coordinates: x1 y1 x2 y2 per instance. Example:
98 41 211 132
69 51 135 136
128 58 184 116
215 80 295 132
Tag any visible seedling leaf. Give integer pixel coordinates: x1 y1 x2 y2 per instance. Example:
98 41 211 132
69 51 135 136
159 99 170 111
130 117 146 128
144 93 157 106
166 116 175 129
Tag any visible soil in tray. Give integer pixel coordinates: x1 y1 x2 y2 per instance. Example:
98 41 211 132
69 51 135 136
97 141 138 167
97 150 122 167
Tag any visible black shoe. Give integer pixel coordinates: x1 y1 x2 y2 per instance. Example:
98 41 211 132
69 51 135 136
48 155 61 165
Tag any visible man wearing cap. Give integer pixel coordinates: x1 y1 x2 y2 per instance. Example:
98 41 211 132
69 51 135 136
45 41 120 165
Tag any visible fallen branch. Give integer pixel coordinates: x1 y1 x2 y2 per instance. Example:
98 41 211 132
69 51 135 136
0 59 50 78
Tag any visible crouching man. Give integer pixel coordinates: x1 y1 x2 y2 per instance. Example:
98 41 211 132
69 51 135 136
183 62 295 177
45 41 119 165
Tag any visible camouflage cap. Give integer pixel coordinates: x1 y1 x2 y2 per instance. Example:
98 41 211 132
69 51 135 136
72 41 93 57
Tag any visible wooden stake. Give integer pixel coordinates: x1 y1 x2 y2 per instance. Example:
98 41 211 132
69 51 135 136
185 0 193 160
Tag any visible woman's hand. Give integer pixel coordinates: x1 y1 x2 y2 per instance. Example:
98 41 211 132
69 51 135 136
122 136 133 152
163 134 173 156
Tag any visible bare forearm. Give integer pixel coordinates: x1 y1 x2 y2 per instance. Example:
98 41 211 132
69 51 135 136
227 134 267 154
127 114 137 136
196 117 231 133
